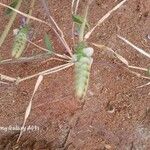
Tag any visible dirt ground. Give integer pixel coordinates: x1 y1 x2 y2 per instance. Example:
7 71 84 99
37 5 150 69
0 0 150 149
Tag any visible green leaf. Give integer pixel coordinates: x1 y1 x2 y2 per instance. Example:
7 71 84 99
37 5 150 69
44 33 53 54
72 14 89 28
5 0 19 16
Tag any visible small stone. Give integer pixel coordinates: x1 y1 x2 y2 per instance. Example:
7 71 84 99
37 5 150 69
105 144 112 149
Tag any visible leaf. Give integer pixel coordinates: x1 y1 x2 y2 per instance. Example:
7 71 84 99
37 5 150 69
93 43 129 66
44 33 53 54
32 75 43 96
17 75 43 142
72 14 89 28
113 52 129 66
117 35 150 59
0 74 16 82
5 0 19 15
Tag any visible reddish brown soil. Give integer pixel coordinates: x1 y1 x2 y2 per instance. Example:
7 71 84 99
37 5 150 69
0 0 150 149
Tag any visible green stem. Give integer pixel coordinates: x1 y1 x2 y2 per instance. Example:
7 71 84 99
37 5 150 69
79 0 90 42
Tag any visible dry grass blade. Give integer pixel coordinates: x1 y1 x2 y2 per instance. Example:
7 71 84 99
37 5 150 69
0 81 9 85
18 62 74 83
40 0 72 56
72 0 80 14
117 35 150 58
42 63 74 76
0 0 22 47
85 0 127 40
17 75 43 142
0 2 51 28
0 55 67 65
0 74 17 82
125 68 150 80
72 0 76 14
93 43 148 72
93 43 129 64
0 53 51 65
93 43 150 90
26 0 35 24
27 40 49 52
137 82 150 88
0 1 75 57
1 62 73 85
75 0 80 14
27 39 70 60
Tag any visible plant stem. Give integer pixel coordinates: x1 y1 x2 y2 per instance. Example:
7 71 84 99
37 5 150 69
79 0 90 42
0 0 23 47
18 63 73 83
0 53 51 64
26 0 35 24
84 0 127 40
40 0 73 56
